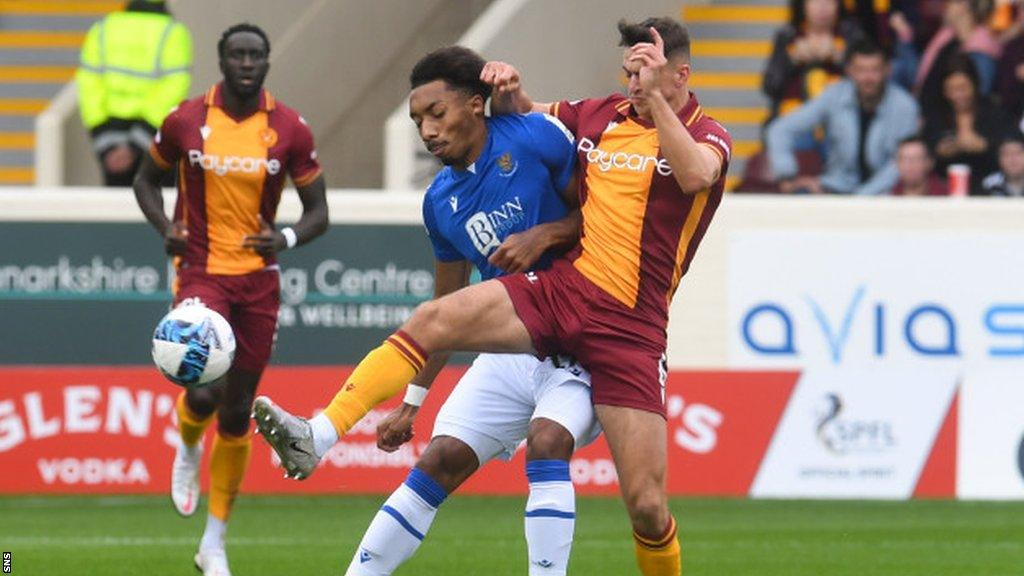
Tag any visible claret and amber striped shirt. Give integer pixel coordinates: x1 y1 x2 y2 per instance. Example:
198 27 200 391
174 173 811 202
150 83 322 275
551 92 731 324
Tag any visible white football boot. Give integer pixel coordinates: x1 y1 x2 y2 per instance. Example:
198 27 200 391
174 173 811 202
252 396 319 479
171 440 202 516
194 548 232 576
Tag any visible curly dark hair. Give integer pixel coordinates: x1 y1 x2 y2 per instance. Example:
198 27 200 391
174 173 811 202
217 23 270 59
409 46 490 101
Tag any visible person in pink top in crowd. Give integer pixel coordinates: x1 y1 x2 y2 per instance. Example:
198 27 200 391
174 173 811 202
913 0 1001 116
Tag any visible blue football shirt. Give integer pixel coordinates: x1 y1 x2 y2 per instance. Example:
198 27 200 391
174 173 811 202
422 112 576 281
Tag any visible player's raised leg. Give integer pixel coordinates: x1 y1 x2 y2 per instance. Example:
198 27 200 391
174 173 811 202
596 404 679 576
254 277 533 478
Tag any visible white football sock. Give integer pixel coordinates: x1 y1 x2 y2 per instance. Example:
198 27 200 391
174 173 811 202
309 412 339 458
524 460 576 576
345 468 447 576
199 513 227 552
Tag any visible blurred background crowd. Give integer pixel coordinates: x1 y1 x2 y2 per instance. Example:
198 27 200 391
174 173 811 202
738 0 1024 196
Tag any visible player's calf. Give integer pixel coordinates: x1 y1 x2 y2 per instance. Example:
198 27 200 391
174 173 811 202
523 419 578 575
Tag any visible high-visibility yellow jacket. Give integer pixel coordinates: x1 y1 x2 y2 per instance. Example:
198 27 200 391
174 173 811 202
77 10 192 132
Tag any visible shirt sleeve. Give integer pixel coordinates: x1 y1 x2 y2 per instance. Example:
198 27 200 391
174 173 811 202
693 117 733 174
421 195 464 262
549 99 585 136
149 106 183 170
288 115 323 187
527 113 577 193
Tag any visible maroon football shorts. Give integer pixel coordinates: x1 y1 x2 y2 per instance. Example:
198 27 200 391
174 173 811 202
172 266 280 373
497 258 668 417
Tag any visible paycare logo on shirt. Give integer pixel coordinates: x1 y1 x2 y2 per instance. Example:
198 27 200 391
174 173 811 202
187 149 281 176
577 137 672 176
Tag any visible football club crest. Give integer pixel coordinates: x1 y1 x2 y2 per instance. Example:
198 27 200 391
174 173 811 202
497 152 518 177
259 127 278 148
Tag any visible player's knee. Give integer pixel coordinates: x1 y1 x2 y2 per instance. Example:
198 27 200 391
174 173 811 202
415 436 479 493
623 484 669 533
525 420 574 461
216 402 253 437
186 383 222 415
405 299 450 351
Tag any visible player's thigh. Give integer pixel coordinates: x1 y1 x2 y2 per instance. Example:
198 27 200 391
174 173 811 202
433 353 536 464
405 279 533 354
229 270 280 375
172 268 230 318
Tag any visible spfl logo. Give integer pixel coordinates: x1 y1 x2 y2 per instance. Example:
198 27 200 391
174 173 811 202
497 152 518 177
815 393 896 455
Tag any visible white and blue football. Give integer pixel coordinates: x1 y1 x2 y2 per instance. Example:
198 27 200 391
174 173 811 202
152 304 235 387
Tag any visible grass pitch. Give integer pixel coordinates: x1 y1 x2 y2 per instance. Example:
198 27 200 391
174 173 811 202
1 495 1021 575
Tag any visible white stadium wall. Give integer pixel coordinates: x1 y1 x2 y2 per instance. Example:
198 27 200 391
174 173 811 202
2 192 1023 500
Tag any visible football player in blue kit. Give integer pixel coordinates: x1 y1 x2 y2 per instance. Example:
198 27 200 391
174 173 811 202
335 46 601 576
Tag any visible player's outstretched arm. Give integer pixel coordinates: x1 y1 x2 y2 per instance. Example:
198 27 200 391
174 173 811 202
377 259 471 451
132 154 186 255
481 61 551 115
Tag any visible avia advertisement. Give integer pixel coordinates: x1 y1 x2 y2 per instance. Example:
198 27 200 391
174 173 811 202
728 230 1024 499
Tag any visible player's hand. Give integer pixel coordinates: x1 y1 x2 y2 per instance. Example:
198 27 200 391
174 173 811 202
489 228 548 274
242 214 286 256
480 61 521 95
163 221 188 256
627 27 669 96
377 404 418 452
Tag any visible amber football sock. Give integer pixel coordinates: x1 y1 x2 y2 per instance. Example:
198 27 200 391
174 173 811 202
176 392 214 447
634 516 681 576
208 430 252 522
322 331 426 436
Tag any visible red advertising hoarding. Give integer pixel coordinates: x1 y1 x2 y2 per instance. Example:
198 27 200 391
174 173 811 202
0 367 796 496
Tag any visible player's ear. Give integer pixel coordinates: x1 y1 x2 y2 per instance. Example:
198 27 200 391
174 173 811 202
469 93 486 116
675 60 691 87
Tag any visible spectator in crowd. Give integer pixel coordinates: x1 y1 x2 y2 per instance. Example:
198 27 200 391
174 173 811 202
762 0 864 123
766 40 919 194
892 136 950 194
981 133 1024 195
996 24 1024 129
912 0 1000 116
847 0 897 49
922 54 1008 194
77 0 192 186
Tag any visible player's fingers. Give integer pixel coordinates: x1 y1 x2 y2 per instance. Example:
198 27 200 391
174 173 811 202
650 26 664 49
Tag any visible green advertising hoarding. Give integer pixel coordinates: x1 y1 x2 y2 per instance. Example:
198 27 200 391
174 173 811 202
0 222 436 364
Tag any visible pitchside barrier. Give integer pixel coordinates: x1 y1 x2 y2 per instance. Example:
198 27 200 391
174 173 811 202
1 190 1022 500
